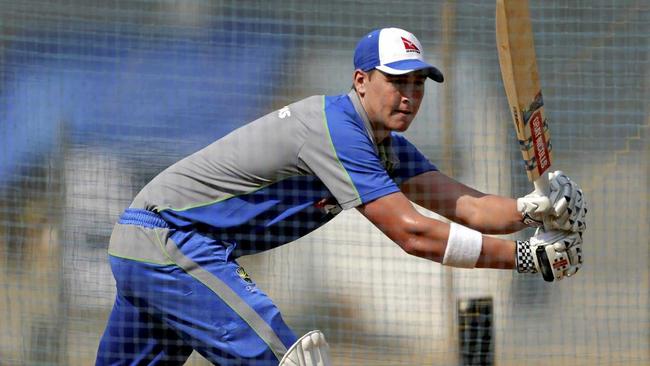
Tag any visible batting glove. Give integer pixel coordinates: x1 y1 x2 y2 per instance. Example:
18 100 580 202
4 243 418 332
547 171 587 232
515 229 583 282
517 170 588 232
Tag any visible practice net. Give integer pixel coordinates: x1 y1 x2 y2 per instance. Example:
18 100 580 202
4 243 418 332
0 1 648 365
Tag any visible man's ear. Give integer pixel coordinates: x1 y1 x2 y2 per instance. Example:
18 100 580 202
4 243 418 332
353 69 368 96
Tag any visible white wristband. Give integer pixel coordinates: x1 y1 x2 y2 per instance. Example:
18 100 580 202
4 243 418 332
442 223 483 268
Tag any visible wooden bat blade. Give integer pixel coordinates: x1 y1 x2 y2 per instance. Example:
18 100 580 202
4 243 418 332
496 0 552 187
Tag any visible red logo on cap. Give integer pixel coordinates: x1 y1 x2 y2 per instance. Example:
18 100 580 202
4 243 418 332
401 37 420 53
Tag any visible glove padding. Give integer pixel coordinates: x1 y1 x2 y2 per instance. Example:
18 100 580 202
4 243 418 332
516 229 583 282
517 171 588 232
548 171 587 232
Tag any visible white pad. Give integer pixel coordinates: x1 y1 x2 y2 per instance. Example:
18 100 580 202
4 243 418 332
279 330 331 366
442 223 483 268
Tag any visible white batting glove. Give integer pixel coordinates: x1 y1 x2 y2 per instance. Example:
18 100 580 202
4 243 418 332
517 170 588 232
548 171 587 232
516 190 550 228
515 229 583 282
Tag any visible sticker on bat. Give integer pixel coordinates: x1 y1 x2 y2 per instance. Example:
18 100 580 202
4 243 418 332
528 109 551 175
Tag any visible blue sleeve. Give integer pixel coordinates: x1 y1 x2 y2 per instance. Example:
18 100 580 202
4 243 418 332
389 133 438 186
329 124 400 206
318 96 400 208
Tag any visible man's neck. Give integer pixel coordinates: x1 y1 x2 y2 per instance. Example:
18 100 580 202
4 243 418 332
348 89 390 144
369 124 390 143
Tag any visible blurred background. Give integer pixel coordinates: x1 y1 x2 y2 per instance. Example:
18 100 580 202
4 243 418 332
0 0 647 365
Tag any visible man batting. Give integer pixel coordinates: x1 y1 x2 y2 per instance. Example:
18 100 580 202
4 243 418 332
96 27 587 365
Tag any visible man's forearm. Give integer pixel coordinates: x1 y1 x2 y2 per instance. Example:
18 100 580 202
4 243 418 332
474 236 516 269
456 194 527 234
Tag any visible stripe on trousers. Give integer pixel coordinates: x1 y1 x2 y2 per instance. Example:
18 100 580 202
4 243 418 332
163 237 288 361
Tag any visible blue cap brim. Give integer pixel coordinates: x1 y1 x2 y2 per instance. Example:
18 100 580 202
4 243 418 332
379 59 444 83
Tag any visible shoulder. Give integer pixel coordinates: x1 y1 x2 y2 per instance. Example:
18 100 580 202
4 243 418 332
288 93 366 138
323 93 366 131
289 93 353 116
287 95 324 115
324 93 356 115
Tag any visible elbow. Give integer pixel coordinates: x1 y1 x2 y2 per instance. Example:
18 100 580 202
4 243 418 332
397 235 420 256
358 195 449 262
395 229 446 262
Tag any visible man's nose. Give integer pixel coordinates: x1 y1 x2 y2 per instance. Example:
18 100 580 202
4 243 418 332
402 83 422 97
401 86 421 102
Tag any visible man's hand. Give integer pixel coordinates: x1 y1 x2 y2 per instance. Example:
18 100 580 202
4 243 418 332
517 171 588 232
515 229 583 282
548 171 587 232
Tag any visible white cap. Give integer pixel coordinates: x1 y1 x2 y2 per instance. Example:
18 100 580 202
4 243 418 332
353 27 444 82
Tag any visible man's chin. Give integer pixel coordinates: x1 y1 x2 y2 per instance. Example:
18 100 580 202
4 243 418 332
389 118 413 132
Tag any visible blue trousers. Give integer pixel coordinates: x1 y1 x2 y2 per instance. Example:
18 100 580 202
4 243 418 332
96 227 297 365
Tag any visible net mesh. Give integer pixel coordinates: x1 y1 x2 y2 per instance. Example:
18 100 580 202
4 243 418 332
0 0 648 365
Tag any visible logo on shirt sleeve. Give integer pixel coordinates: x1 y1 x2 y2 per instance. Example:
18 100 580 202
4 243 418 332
278 106 291 119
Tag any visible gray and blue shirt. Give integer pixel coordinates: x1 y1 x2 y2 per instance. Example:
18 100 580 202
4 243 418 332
116 90 437 257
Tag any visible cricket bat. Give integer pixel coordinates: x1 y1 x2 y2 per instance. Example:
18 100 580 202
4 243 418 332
496 0 552 195
497 0 559 281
